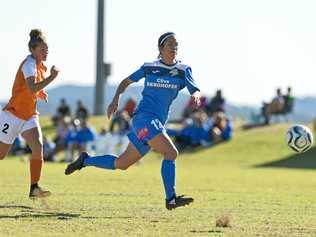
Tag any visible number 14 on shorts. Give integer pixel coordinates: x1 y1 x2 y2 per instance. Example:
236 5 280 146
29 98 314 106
151 119 163 130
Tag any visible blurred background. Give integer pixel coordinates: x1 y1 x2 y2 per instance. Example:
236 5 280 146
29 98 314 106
1 0 316 122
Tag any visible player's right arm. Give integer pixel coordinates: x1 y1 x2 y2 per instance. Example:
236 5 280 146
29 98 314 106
25 66 59 93
107 65 145 119
107 78 134 119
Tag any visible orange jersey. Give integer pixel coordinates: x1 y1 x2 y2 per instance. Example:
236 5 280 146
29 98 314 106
3 55 47 120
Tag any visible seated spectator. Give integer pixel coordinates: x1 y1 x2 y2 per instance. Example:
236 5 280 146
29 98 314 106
206 89 225 116
95 128 114 155
282 87 294 114
207 112 233 144
169 110 207 151
75 100 89 121
262 88 293 124
10 136 27 156
108 110 131 154
122 98 136 118
182 96 207 119
52 98 71 126
110 110 131 135
54 116 72 153
43 135 56 162
64 119 81 162
57 98 71 118
75 120 96 152
266 88 285 115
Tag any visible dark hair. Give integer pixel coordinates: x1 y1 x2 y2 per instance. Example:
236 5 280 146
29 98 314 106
28 29 46 51
158 32 175 48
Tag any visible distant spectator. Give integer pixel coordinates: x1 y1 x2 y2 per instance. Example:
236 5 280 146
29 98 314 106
109 110 131 135
262 88 286 124
52 98 71 126
95 128 114 155
182 96 207 119
206 89 225 116
75 100 89 121
43 135 56 162
10 136 27 156
108 110 131 154
54 116 71 153
208 112 233 144
57 98 71 118
64 119 81 162
122 98 136 118
282 87 294 114
168 111 207 151
75 120 96 152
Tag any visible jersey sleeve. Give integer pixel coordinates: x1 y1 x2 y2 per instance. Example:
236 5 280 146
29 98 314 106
184 67 200 95
22 57 37 79
128 65 145 82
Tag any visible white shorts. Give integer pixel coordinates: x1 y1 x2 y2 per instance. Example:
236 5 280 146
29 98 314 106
0 111 40 144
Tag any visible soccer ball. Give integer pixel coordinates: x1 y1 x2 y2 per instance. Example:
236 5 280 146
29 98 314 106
286 125 314 153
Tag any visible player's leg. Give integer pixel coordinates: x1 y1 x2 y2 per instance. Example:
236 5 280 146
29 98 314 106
148 133 194 210
65 123 150 175
0 111 18 159
22 124 51 198
65 142 143 175
0 141 12 160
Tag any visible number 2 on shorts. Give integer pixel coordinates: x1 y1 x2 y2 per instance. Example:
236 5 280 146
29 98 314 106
2 123 9 134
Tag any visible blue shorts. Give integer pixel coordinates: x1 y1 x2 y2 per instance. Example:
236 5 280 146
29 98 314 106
127 114 166 156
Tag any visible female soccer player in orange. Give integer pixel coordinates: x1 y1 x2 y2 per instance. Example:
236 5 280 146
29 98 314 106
0 29 59 199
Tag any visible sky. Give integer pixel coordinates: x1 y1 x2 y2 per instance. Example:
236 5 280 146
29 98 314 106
1 0 316 106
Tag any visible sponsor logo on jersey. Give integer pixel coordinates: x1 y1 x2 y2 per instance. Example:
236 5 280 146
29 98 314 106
169 69 179 76
137 127 149 140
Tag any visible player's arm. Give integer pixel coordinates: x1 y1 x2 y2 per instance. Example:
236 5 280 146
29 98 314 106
185 67 201 107
26 66 59 93
107 78 135 118
107 64 145 118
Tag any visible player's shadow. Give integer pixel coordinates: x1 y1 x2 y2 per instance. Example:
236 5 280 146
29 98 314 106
0 205 33 210
0 205 80 220
255 146 316 169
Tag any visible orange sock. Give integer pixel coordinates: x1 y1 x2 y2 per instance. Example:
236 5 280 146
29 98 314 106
30 158 43 185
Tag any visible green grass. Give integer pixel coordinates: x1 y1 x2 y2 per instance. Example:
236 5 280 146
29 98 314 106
1 121 316 237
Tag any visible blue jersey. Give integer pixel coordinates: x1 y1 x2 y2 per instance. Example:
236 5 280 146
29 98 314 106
128 60 200 124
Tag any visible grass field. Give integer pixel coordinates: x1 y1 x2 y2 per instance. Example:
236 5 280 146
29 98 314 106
1 118 316 237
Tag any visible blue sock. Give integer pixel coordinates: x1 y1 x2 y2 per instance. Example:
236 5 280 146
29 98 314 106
161 159 176 201
83 154 117 170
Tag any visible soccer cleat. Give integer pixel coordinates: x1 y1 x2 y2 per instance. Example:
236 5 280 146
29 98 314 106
165 195 194 210
29 186 51 199
64 152 89 175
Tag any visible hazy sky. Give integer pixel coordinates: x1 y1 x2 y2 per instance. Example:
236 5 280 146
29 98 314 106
1 0 316 106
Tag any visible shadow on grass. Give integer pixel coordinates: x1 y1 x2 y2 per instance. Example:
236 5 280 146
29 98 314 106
0 205 33 210
190 230 222 233
255 146 316 169
0 205 134 220
0 204 80 220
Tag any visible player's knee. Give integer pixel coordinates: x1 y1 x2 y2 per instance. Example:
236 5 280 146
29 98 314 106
116 163 131 170
0 150 9 160
165 148 178 160
118 165 129 171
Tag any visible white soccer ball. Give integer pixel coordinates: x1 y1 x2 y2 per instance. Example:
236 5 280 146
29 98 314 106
286 124 314 153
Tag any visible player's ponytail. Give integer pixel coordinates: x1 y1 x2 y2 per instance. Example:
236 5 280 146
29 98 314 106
28 29 47 52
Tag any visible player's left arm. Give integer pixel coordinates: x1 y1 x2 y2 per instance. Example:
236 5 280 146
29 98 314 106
185 67 201 108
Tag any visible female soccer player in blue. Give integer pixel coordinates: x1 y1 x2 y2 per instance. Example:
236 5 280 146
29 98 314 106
65 32 201 210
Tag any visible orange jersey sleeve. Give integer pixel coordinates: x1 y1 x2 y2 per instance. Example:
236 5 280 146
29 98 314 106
3 55 47 120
